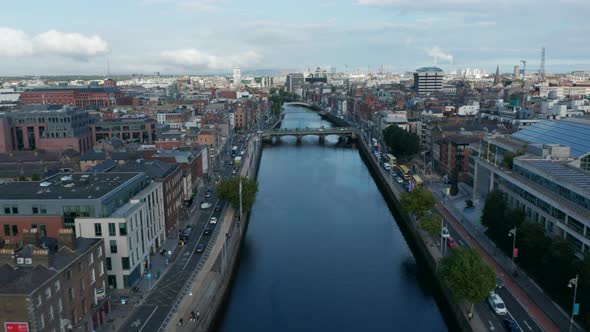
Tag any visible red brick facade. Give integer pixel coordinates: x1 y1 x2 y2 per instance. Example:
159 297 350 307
0 215 64 243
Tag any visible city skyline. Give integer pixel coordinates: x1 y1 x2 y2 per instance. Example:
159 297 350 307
1 0 590 75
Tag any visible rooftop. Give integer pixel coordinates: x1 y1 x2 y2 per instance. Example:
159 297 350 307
111 160 176 179
523 159 590 194
416 67 443 73
0 237 101 295
511 119 590 157
0 172 144 200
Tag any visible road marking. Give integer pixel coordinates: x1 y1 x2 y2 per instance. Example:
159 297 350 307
138 306 158 332
523 320 533 331
182 199 219 270
507 311 525 332
488 320 495 330
459 240 465 246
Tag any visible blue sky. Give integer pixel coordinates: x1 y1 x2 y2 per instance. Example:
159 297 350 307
1 0 589 75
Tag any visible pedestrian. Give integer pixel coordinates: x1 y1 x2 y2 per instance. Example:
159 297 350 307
196 311 200 321
467 312 473 321
178 318 183 326
190 311 196 322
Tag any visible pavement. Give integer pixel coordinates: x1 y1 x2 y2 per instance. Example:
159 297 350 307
426 179 584 332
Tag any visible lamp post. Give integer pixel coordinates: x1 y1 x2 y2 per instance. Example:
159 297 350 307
568 274 579 332
508 227 517 274
239 177 243 222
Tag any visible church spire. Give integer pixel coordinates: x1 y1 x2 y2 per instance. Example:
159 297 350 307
493 65 500 85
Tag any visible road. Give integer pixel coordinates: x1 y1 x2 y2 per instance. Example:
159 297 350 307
118 132 254 332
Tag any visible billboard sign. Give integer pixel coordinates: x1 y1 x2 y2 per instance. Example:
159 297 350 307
4 322 29 332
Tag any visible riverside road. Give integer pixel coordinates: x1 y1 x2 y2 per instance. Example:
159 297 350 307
216 106 448 332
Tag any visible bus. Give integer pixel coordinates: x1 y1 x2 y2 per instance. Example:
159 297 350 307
412 175 424 187
385 154 397 168
398 164 411 180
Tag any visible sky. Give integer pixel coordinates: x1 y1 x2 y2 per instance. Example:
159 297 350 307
1 0 589 75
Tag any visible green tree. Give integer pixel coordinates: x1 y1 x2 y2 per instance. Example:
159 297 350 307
382 125 420 158
216 176 259 213
420 214 442 236
541 238 576 301
439 248 496 314
31 174 41 181
400 187 435 219
449 167 459 196
17 176 27 181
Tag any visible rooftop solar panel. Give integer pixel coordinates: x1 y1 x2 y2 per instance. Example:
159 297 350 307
512 120 590 157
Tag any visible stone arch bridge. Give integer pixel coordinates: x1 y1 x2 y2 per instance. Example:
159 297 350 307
261 127 358 144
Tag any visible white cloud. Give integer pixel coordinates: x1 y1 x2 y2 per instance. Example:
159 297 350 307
356 0 516 11
0 27 109 58
33 30 109 58
427 46 453 64
160 49 262 70
0 28 34 56
142 0 221 12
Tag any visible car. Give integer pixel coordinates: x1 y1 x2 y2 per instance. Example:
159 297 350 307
203 227 212 235
240 150 246 156
183 228 192 236
383 163 392 171
232 169 237 174
205 191 212 198
229 160 234 166
195 244 205 253
441 227 450 238
488 292 508 315
214 205 222 212
209 217 218 224
446 237 459 248
200 202 212 209
502 319 522 332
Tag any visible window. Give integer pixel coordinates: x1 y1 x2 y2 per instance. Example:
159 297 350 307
45 287 51 299
121 257 130 270
32 207 39 214
11 225 18 236
3 225 9 236
90 268 96 285
105 257 112 271
98 246 103 257
3 207 9 214
66 269 72 280
94 223 102 236
48 305 54 320
11 207 17 214
57 297 63 313
108 223 116 236
40 314 45 329
80 278 85 292
99 262 104 276
119 223 127 236
109 240 117 254
36 295 42 307
54 280 60 292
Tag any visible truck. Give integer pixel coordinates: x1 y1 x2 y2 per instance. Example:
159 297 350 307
231 146 238 157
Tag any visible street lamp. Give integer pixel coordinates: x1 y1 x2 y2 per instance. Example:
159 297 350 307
568 275 579 332
508 227 517 275
440 221 449 256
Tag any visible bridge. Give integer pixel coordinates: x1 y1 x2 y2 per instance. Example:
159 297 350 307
261 127 358 144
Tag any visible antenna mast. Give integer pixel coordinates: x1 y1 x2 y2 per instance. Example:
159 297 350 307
539 47 546 81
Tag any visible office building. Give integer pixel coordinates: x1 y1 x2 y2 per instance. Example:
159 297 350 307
91 116 157 145
286 73 305 95
414 67 444 95
19 86 122 108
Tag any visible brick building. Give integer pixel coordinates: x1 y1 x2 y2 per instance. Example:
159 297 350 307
0 107 92 154
0 229 109 332
437 135 479 182
19 87 122 108
156 109 192 129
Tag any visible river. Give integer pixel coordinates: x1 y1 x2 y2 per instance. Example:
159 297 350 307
216 105 447 332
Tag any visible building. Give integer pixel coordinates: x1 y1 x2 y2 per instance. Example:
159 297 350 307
91 116 157 145
156 109 192 129
470 119 590 256
286 73 305 95
76 180 164 289
0 229 109 332
19 87 122 108
0 107 92 154
414 67 444 95
457 102 480 116
438 135 479 182
110 161 183 237
233 67 241 88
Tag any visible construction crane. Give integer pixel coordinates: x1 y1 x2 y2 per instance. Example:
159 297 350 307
520 60 527 79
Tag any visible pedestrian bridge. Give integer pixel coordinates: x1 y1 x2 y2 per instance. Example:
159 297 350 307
261 127 358 144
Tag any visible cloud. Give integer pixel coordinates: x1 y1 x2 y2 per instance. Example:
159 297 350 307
33 30 109 57
160 49 262 70
0 27 109 58
355 0 515 11
0 28 34 56
427 46 453 64
142 0 221 12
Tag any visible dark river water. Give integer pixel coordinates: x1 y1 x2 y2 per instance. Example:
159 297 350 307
216 105 447 332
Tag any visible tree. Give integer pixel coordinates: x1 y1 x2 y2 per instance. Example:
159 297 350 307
400 187 435 219
481 190 506 233
17 176 27 181
449 167 459 196
382 125 420 158
518 221 551 273
420 214 442 237
439 248 496 314
31 174 41 181
216 176 259 213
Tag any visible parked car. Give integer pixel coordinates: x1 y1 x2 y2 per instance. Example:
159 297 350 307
209 217 218 224
496 276 505 289
205 191 212 198
203 227 212 236
195 244 205 253
446 237 459 248
502 319 521 332
488 292 508 315
214 205 222 212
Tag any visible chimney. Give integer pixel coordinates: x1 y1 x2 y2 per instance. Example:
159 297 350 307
0 249 15 265
58 228 77 251
22 228 40 246
32 248 49 267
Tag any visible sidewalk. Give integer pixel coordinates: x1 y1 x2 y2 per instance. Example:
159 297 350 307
428 181 582 332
